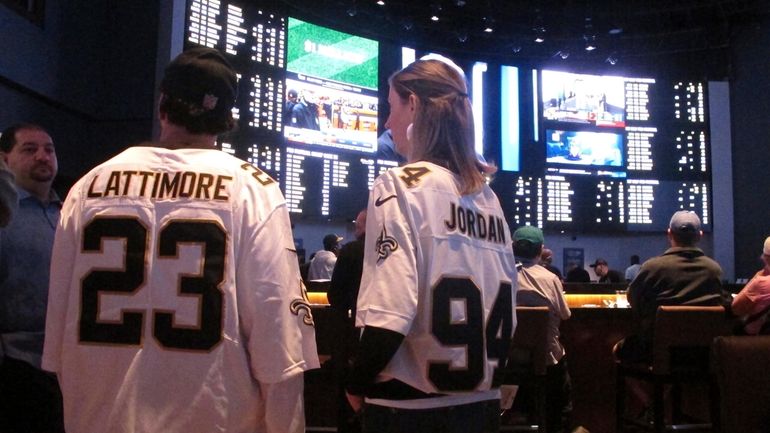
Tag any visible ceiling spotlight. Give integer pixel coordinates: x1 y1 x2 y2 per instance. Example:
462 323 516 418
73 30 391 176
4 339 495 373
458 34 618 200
583 17 596 51
606 53 619 65
376 0 385 5
558 50 570 59
457 30 469 43
347 4 357 17
430 2 441 21
401 18 414 30
585 35 597 51
483 17 495 33
511 45 522 53
455 0 466 6
533 26 546 43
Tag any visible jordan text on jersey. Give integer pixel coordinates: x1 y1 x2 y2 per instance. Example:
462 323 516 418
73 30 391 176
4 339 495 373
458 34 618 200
444 202 507 244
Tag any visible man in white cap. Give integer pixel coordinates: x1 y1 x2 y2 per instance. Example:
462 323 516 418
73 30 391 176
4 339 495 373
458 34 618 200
613 210 727 417
731 236 770 335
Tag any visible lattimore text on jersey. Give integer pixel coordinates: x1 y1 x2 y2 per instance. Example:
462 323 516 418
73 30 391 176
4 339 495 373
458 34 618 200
86 170 232 201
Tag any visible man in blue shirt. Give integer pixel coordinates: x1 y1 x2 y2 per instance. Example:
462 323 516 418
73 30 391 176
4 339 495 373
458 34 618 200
0 123 63 433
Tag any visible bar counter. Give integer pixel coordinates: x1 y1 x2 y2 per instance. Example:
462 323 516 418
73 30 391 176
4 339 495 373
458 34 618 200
305 291 635 432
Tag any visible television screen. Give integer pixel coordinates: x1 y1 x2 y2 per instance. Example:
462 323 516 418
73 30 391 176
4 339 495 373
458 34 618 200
541 70 626 127
545 129 624 167
284 17 379 153
498 67 712 233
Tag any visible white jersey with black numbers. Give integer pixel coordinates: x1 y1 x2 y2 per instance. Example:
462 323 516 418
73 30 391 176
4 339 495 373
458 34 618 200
356 161 517 409
42 146 319 433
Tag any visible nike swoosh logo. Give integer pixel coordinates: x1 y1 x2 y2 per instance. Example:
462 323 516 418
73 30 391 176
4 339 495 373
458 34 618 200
375 194 397 206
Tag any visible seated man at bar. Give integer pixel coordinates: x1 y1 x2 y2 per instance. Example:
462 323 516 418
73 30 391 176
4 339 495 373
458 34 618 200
565 263 590 283
589 258 623 283
540 247 563 281
614 210 725 415
512 226 572 432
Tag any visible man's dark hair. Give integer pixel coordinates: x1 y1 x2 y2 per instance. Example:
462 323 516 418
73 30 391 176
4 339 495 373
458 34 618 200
630 255 640 265
513 239 542 260
159 48 238 135
0 123 47 152
671 229 700 247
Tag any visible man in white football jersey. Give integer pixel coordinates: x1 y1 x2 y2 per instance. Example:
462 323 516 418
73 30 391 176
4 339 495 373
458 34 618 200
42 47 319 433
345 59 517 433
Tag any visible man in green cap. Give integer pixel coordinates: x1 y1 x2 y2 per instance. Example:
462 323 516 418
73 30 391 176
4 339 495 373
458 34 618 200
511 225 572 433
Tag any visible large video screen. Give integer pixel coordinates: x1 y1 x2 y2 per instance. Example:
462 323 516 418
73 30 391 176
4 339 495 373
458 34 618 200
185 0 395 220
284 17 379 153
545 129 624 167
541 70 626 127
499 66 711 233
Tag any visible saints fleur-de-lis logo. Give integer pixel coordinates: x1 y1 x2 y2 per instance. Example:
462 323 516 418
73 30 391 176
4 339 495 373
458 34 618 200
376 225 398 262
290 280 314 326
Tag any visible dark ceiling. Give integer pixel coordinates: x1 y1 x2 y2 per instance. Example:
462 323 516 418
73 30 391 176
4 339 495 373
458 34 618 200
277 0 769 77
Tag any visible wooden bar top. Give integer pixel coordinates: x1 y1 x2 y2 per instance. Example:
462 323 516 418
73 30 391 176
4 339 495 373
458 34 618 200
307 292 630 309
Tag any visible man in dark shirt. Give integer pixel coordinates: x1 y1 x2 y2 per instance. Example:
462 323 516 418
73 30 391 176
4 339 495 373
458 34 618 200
540 247 563 281
590 258 623 283
622 211 725 357
614 210 726 414
328 209 367 433
565 263 590 283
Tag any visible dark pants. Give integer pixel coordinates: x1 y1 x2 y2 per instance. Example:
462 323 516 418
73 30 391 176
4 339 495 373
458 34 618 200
0 356 65 433
544 358 573 433
362 399 500 433
514 357 573 433
331 310 362 433
614 335 652 364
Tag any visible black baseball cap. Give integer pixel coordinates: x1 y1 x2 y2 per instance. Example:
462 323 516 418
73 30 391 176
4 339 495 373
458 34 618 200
590 258 608 268
323 233 343 250
160 47 237 118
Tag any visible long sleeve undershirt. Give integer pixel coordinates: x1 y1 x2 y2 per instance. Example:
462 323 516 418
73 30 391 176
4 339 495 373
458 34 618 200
344 326 404 396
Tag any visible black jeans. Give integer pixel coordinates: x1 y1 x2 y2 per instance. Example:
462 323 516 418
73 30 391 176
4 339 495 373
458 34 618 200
362 399 500 433
0 356 65 433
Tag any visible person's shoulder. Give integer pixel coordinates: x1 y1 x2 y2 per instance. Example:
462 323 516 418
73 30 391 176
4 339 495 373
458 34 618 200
640 253 669 268
339 239 364 255
529 263 556 277
73 147 146 183
391 161 453 186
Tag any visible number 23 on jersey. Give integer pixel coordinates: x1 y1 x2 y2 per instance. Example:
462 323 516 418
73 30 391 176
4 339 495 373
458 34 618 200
79 216 225 352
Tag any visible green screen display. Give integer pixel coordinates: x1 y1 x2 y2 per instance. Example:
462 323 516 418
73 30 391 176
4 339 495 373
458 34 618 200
287 17 378 90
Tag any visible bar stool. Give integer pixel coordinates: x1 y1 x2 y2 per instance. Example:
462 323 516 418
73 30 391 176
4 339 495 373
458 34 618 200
502 306 550 432
615 305 730 433
711 335 770 433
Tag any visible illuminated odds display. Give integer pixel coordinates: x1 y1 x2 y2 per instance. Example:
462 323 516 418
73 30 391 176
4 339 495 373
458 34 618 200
186 0 712 231
498 67 711 233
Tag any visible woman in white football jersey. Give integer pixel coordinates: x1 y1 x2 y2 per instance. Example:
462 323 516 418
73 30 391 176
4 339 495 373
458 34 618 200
345 59 517 433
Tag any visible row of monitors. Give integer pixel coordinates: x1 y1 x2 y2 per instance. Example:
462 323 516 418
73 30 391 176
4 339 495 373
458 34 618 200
185 0 711 232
